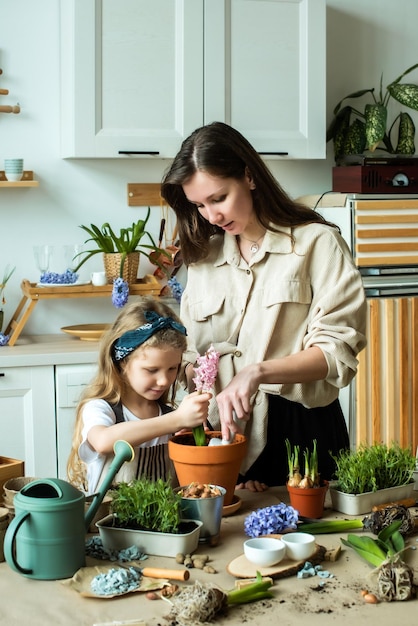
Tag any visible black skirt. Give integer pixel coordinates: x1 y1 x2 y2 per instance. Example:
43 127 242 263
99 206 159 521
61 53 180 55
238 394 349 487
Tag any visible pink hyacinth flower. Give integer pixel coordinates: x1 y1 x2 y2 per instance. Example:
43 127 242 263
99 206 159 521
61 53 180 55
193 345 220 392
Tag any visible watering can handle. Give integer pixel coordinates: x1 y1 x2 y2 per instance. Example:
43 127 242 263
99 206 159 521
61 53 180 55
3 511 33 575
84 440 135 530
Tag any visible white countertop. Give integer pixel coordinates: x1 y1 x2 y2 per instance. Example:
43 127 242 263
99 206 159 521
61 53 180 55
0 334 100 367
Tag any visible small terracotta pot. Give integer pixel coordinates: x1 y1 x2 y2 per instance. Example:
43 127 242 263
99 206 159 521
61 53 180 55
287 481 329 519
168 432 247 506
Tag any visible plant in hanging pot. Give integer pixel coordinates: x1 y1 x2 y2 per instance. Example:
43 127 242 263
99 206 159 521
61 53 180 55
95 476 202 557
168 345 247 507
285 439 328 519
329 442 416 516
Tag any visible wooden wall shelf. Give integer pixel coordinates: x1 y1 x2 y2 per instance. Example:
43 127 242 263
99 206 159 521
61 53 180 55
5 275 162 346
0 171 39 187
127 183 161 206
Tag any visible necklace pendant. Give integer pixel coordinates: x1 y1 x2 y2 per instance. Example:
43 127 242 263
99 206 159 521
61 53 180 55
250 243 259 254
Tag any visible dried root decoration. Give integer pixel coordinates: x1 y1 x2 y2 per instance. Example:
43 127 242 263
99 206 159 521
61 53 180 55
164 572 273 624
363 505 415 536
377 555 415 602
165 580 228 625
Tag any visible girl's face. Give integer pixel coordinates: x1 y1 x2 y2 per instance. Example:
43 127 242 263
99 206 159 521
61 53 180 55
182 170 257 236
122 345 183 401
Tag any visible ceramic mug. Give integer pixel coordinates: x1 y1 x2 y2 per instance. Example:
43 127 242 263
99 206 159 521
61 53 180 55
91 271 107 286
4 158 24 181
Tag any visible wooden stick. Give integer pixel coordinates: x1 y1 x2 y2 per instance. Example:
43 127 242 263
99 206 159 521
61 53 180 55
0 104 20 114
141 567 190 581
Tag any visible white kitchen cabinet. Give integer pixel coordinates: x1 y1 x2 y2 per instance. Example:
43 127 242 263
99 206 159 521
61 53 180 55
60 0 325 159
60 0 204 159
56 363 97 479
0 366 56 476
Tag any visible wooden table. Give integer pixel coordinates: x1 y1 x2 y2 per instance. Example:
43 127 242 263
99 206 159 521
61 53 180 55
1 486 417 626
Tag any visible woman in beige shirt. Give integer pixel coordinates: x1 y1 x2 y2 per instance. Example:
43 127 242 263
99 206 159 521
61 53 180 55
161 122 367 491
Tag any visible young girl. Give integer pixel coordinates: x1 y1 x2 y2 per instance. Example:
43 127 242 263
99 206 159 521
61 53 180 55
67 297 211 494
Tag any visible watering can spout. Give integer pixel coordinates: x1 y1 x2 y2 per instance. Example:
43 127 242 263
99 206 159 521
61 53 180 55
84 440 134 530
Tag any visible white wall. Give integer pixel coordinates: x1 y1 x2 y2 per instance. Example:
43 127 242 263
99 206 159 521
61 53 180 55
1 0 417 336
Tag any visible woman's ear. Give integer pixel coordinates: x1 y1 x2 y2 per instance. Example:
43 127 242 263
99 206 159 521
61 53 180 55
245 167 256 190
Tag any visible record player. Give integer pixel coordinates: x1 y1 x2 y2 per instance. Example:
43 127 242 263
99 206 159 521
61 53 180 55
332 155 418 193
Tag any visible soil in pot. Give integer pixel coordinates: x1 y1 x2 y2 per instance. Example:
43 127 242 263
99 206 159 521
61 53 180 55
168 432 247 506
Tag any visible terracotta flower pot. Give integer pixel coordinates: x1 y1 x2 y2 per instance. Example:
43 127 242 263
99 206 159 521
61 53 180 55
168 432 247 506
287 481 328 519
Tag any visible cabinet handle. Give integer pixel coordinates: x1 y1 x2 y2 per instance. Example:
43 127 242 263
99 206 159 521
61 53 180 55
0 373 4 377
258 151 289 156
118 150 160 155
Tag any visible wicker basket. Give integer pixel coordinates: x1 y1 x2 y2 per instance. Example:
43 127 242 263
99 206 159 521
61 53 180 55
103 251 140 284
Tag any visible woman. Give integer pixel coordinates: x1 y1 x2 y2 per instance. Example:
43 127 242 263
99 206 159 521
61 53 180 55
161 121 367 491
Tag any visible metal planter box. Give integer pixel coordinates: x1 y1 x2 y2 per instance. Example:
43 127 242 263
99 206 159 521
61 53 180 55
329 482 415 516
96 514 202 557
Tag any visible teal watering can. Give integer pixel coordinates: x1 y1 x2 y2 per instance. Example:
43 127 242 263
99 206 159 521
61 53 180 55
4 440 134 580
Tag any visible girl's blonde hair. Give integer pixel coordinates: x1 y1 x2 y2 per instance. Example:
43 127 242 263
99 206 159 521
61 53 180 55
67 297 187 490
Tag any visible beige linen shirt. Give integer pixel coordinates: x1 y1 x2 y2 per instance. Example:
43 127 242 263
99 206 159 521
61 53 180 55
180 223 367 472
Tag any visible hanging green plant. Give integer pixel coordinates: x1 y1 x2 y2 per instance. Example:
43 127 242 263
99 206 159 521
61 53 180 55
327 63 418 163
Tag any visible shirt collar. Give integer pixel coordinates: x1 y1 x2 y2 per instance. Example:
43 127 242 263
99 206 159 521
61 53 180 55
214 226 294 267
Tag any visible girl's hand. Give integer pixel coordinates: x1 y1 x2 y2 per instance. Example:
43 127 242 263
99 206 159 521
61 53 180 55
215 365 259 441
177 390 212 429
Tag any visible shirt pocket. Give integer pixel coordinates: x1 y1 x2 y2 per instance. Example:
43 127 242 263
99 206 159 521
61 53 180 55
262 279 312 307
188 292 225 321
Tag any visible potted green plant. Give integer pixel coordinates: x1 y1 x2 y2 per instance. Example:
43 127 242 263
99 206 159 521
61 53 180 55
95 476 202 557
329 442 416 515
73 207 163 283
285 439 328 519
327 63 418 164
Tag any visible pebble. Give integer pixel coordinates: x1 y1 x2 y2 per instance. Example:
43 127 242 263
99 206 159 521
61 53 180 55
85 536 147 562
297 562 333 579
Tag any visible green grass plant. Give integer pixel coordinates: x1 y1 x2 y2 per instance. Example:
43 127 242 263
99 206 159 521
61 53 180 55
109 476 181 533
331 442 415 495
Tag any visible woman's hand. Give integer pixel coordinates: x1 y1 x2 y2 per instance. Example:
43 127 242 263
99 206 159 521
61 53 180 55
215 364 260 441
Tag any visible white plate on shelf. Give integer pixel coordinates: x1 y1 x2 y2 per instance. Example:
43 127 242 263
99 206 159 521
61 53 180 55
37 281 90 287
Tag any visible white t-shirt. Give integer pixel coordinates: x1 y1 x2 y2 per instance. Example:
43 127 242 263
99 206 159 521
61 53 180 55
79 398 172 494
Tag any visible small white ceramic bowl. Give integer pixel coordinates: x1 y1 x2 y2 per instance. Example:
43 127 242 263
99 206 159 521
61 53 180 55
281 532 315 561
244 537 286 567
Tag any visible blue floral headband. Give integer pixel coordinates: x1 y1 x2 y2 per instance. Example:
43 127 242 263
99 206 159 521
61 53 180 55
113 310 187 362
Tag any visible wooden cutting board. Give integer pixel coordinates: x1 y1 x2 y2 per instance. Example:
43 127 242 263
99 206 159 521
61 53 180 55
227 535 326 580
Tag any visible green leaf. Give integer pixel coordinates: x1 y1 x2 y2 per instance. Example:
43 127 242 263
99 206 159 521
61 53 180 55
332 89 375 116
365 103 387 150
192 425 207 446
341 535 386 567
387 63 418 88
343 119 366 155
388 83 418 111
396 112 416 154
377 520 403 544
